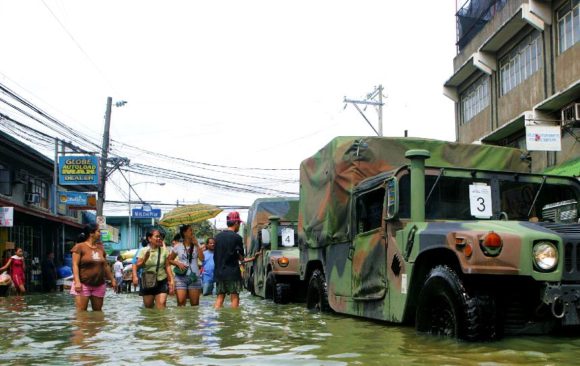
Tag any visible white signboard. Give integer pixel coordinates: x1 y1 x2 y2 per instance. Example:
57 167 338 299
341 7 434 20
0 207 14 227
281 227 295 247
469 184 492 218
525 125 562 151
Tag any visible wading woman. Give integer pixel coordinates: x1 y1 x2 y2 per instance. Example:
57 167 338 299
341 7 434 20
70 224 116 311
135 229 174 309
168 224 204 306
0 247 26 295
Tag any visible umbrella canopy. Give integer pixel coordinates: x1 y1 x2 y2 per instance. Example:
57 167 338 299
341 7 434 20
159 203 222 228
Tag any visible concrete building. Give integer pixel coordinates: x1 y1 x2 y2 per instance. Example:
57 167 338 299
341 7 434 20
0 131 92 291
444 0 579 174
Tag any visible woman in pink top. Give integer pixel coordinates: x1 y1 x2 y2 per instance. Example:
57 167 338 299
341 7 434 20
0 247 26 294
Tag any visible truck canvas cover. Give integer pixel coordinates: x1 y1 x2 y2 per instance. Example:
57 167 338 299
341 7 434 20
298 136 530 249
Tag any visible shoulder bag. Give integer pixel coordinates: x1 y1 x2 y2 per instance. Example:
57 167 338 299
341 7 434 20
141 249 161 290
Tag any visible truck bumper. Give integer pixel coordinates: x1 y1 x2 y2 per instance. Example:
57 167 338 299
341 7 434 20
543 283 580 326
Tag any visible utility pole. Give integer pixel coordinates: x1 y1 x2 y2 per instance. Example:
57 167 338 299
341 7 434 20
97 97 112 216
344 84 385 136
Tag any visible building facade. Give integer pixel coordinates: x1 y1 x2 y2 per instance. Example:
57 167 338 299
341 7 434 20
444 0 579 173
0 131 91 291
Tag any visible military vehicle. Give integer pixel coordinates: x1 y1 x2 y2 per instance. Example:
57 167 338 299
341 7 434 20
298 136 580 340
243 197 303 303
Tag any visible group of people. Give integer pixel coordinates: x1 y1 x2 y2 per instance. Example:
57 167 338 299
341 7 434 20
0 247 58 297
69 211 259 312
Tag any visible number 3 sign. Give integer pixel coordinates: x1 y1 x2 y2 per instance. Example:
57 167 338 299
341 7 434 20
469 184 492 218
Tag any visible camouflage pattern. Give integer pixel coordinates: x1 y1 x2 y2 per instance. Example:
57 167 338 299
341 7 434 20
298 136 530 249
299 136 580 338
243 197 304 302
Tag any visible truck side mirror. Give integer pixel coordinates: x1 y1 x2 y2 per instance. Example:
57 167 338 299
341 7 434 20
261 228 271 248
385 177 399 220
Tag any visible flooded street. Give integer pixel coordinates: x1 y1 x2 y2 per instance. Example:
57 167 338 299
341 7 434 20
2 291 580 365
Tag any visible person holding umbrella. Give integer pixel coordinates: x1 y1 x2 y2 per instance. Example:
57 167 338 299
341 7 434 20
168 224 204 306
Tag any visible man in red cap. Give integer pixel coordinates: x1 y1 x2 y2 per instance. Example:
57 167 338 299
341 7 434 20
213 211 246 308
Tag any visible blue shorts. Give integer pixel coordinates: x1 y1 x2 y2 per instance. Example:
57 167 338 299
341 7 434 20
174 274 202 291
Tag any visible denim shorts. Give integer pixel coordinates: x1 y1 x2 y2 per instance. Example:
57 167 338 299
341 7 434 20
174 274 202 291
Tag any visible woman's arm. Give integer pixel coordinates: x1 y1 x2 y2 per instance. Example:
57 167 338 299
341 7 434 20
197 244 204 262
72 252 82 292
165 253 174 295
0 258 11 272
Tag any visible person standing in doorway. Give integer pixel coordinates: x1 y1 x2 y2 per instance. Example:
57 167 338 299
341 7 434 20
41 251 57 292
0 247 26 295
201 237 216 296
213 212 246 308
70 224 116 311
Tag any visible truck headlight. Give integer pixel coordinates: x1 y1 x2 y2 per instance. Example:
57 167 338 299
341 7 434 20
533 241 558 271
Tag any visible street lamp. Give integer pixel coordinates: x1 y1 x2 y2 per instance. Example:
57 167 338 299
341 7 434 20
128 180 165 248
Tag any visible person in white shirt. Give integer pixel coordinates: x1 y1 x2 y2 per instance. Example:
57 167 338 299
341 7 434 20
113 256 124 294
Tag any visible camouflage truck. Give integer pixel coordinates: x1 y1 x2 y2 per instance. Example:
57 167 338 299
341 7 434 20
243 197 304 303
299 136 580 340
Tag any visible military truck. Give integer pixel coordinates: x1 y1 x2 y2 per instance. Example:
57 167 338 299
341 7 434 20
298 136 580 340
243 197 304 303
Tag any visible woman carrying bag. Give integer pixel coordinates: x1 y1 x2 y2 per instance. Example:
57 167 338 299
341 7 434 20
135 229 174 309
168 224 204 306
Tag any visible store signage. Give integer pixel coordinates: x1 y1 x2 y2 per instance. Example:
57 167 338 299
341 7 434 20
58 155 99 185
525 125 562 151
58 191 97 209
0 207 14 227
132 206 161 218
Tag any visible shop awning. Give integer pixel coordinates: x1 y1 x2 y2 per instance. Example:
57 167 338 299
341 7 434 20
0 197 84 228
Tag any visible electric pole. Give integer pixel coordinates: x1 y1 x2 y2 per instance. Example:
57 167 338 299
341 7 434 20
97 97 112 216
344 84 385 136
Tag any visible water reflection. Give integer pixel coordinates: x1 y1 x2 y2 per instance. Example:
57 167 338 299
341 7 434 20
2 292 580 365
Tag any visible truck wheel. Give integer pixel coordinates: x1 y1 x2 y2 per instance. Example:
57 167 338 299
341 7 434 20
248 271 256 296
415 265 494 341
265 272 275 300
274 283 291 304
306 269 330 312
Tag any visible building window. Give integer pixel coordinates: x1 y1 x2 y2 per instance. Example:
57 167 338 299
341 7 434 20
558 0 580 54
28 179 49 209
0 166 12 196
461 76 489 124
500 31 542 96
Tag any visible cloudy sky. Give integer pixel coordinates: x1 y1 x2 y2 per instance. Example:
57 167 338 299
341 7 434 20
0 0 458 226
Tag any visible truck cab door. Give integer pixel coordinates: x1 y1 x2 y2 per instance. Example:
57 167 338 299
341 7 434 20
351 186 387 300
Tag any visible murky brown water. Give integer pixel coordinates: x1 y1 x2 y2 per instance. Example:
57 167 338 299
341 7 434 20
2 291 580 365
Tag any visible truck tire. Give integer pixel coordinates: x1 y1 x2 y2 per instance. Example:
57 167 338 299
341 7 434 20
274 283 291 304
306 269 330 312
415 265 495 341
248 271 256 296
265 272 275 300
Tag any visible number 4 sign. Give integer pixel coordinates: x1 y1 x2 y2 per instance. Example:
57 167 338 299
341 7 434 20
469 184 492 218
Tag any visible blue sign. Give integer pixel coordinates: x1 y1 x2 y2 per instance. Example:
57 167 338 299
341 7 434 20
132 206 162 218
58 155 99 185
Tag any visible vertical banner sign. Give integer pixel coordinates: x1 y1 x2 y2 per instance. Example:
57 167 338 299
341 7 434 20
525 125 562 151
58 156 99 185
0 207 14 227
469 184 492 218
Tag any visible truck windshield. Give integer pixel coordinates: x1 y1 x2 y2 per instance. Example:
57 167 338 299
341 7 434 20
397 173 580 222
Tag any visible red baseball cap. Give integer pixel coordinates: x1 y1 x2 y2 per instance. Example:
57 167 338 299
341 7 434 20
226 211 243 223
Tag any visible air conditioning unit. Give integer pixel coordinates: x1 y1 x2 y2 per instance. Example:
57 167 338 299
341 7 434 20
561 103 580 127
25 192 40 204
15 169 28 183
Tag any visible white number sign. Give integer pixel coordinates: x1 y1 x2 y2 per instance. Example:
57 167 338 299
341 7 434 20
469 184 492 218
281 228 295 247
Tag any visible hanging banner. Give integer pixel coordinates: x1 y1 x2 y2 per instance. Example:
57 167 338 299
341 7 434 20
525 125 562 151
58 156 99 185
0 207 14 227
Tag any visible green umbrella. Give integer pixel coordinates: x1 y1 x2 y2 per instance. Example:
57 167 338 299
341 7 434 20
159 203 222 228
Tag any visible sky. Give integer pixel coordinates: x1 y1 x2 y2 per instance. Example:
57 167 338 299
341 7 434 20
0 0 458 227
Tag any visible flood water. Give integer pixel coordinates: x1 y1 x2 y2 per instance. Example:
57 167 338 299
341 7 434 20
2 291 580 365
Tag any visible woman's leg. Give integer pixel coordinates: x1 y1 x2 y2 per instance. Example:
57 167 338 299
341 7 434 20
155 293 168 309
90 296 104 311
16 284 26 295
175 289 188 306
75 295 90 311
142 295 155 308
188 288 201 306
